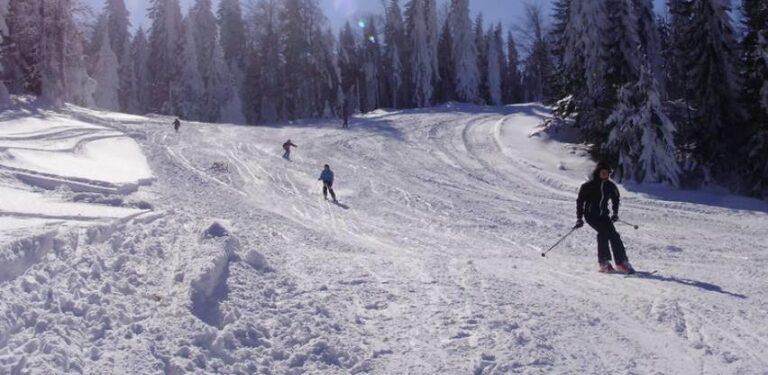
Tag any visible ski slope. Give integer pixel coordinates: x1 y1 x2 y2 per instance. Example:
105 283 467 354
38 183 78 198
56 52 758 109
1 102 767 374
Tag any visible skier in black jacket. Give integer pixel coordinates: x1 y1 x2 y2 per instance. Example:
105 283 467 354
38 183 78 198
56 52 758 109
576 162 634 273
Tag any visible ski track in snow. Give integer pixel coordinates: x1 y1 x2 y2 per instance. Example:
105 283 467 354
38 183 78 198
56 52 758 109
1 103 767 374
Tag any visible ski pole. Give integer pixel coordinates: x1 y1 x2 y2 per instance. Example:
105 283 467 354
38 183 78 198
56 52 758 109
618 220 639 230
541 226 579 258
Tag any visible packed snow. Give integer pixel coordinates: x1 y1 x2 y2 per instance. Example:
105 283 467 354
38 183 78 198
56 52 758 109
1 103 767 374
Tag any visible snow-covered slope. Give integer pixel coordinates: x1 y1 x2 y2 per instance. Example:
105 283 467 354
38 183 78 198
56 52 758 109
1 103 766 374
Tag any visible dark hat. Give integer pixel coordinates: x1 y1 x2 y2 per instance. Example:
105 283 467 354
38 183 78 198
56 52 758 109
592 162 611 180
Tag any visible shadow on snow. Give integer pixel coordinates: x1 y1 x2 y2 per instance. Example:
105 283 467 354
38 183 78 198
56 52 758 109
633 271 747 299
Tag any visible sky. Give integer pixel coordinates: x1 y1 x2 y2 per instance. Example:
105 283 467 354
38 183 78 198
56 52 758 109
86 0 670 35
87 0 555 33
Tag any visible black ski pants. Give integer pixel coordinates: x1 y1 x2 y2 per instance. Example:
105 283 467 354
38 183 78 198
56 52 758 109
322 181 336 200
585 215 627 264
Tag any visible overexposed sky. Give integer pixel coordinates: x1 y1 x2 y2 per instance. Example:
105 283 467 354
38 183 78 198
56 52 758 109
86 0 555 33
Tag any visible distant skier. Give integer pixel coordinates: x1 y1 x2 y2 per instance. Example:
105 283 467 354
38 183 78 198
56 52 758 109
283 139 297 160
575 162 634 274
318 164 337 202
173 118 181 133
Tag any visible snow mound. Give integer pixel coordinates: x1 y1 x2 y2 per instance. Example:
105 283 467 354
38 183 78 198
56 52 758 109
0 106 154 245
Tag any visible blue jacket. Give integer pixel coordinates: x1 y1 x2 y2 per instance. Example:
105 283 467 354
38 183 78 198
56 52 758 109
319 169 334 182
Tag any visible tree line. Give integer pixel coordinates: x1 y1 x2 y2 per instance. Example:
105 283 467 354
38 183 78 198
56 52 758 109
0 0 767 198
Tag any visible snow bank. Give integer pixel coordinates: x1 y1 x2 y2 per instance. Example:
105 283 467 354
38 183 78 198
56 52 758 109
0 106 154 243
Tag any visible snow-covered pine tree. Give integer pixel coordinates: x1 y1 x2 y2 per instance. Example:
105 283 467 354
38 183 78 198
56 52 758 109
189 0 230 122
598 0 680 185
318 27 340 118
606 65 680 186
4 0 41 95
360 17 381 113
548 0 573 104
216 0 246 123
242 0 280 123
338 21 359 116
92 28 120 110
634 0 665 96
307 24 338 118
147 0 183 114
103 0 131 111
215 36 245 124
424 0 439 96
279 0 329 119
673 0 743 183
486 25 502 106
383 0 405 108
474 13 488 104
660 0 694 104
436 12 455 103
495 24 507 105
128 27 150 114
520 4 551 103
0 0 9 103
503 30 523 104
449 0 479 103
559 0 616 144
173 16 203 119
742 0 768 197
404 0 434 107
217 0 246 72
3 0 93 106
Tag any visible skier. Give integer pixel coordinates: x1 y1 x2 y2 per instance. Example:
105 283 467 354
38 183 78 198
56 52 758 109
575 162 634 274
173 118 181 133
282 139 297 160
318 164 337 202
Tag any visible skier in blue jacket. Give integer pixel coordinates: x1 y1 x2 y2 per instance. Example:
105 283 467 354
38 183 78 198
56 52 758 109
318 164 337 202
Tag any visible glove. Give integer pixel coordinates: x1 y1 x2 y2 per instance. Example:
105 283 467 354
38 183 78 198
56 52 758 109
611 214 619 222
575 219 584 228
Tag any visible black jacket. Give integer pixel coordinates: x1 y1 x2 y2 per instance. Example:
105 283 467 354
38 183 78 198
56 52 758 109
577 179 620 219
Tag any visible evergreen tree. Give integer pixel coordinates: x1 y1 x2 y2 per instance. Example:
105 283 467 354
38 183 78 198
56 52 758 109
741 0 768 197
405 0 434 107
4 0 94 106
436 13 455 103
361 17 381 113
279 0 329 119
93 28 120 110
189 0 232 122
0 0 9 103
449 0 479 103
548 0 573 103
424 0 439 95
174 16 203 119
674 0 743 182
383 0 405 108
243 0 280 123
104 0 131 111
520 4 551 103
217 0 247 123
607 66 680 185
128 27 150 114
338 22 359 116
474 13 488 103
148 0 183 114
503 31 523 104
217 0 246 71
486 27 502 106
